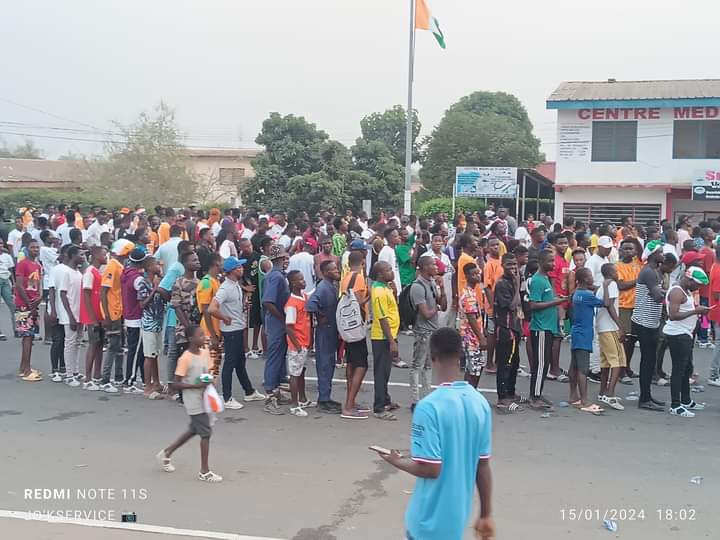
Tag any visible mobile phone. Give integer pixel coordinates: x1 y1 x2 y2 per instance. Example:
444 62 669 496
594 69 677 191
368 445 392 455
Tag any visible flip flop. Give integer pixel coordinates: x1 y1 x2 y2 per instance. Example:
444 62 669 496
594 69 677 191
21 372 43 382
341 410 369 420
385 402 400 412
374 411 397 421
581 404 605 415
496 402 524 414
571 400 583 408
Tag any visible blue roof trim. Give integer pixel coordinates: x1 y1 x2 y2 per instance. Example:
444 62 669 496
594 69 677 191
547 98 720 109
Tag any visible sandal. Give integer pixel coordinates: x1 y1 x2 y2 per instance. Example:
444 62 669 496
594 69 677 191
198 471 223 483
155 450 175 472
21 372 42 382
385 402 400 411
605 397 624 411
570 400 583 408
511 394 529 404
341 410 369 420
581 404 605 415
496 402 524 414
393 360 409 368
374 411 397 421
147 391 163 400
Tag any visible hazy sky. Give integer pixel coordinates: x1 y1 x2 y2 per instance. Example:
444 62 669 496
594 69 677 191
2 0 719 161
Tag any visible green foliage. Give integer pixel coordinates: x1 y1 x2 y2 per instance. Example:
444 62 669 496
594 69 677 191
360 105 420 166
82 102 196 208
417 197 486 218
0 139 43 159
421 91 543 195
350 139 403 210
286 172 345 215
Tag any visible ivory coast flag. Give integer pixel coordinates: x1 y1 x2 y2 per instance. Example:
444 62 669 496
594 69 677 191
415 0 446 49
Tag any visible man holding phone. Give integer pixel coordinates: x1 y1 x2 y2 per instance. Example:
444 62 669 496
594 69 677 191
372 327 495 540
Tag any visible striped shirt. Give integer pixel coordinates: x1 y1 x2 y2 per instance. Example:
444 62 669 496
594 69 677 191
631 265 664 329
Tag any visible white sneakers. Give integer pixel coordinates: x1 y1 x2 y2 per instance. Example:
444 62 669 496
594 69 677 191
244 390 266 402
101 383 119 394
83 381 100 391
124 385 143 395
598 394 625 411
290 406 308 417
707 377 720 387
65 377 81 388
51 372 64 383
246 350 260 360
224 397 244 410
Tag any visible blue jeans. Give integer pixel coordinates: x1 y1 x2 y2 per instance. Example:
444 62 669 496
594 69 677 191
0 277 14 334
221 330 255 401
264 318 287 393
315 327 338 402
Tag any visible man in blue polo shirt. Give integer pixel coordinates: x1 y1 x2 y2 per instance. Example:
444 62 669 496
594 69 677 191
375 327 495 540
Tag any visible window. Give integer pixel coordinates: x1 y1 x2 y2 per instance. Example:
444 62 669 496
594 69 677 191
563 202 661 227
591 121 637 162
218 167 245 186
673 120 720 159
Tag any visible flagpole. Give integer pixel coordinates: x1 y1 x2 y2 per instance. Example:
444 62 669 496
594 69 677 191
403 0 415 216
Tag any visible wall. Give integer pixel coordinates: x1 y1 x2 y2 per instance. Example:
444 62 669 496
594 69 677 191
556 107 720 186
555 186 667 224
186 152 258 206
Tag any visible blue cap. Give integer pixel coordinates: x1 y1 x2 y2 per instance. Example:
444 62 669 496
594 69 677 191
350 239 369 250
222 256 246 273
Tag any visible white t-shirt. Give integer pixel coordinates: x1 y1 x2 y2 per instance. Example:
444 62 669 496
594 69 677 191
0 252 14 280
240 228 255 240
379 245 401 293
56 264 82 324
287 251 316 294
48 264 66 318
39 246 58 289
278 234 293 250
514 226 530 247
211 222 222 237
269 223 286 240
595 281 619 333
85 220 109 247
586 254 608 287
219 239 238 259
7 229 23 257
56 223 73 247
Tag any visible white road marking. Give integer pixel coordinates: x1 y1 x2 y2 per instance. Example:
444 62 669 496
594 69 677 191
0 510 285 540
304 376 497 393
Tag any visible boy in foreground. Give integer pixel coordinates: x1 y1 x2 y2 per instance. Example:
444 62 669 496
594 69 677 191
285 270 312 417
156 325 222 482
374 327 495 540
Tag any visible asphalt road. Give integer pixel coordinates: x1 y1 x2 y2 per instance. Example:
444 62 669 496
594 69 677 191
1 328 719 540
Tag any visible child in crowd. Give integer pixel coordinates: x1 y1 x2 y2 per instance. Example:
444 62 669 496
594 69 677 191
459 262 487 389
157 325 222 482
596 263 627 410
285 270 312 417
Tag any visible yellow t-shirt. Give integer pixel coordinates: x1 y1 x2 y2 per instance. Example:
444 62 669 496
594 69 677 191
101 258 124 321
617 259 642 309
370 281 399 340
483 257 504 316
196 275 220 336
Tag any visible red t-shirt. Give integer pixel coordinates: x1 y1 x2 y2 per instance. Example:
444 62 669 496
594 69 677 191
80 266 103 324
285 292 311 351
549 254 570 308
709 262 720 323
15 258 42 309
699 246 715 299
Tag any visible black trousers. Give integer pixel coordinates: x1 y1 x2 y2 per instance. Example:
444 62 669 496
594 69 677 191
125 326 145 384
371 340 393 413
221 330 254 401
495 331 520 400
665 333 693 408
530 330 553 399
633 322 658 402
50 324 66 373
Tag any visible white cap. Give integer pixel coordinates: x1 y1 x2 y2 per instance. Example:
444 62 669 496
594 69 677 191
597 236 613 248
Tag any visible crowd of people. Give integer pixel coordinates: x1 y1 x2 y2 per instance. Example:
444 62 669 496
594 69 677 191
3 202 719 425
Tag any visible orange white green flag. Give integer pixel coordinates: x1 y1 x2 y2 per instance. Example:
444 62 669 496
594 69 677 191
415 0 446 49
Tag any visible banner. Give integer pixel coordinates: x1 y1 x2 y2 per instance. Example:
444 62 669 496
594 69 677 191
692 170 720 201
455 167 518 198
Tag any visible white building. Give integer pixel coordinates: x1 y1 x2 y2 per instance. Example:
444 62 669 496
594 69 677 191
547 79 720 226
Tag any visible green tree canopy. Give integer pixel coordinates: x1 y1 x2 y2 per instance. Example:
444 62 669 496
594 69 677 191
421 91 542 195
360 105 420 166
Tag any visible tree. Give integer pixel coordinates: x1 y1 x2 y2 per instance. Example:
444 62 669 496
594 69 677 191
0 138 43 159
421 91 542 195
360 105 420 166
83 102 196 208
243 113 330 209
286 171 346 215
350 138 403 210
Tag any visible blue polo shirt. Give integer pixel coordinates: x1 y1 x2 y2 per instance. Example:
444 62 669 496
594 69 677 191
262 268 290 333
159 261 184 328
306 278 339 353
405 381 492 540
571 288 604 352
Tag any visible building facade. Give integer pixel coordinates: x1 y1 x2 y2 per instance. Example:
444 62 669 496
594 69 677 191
547 79 720 226
185 148 261 206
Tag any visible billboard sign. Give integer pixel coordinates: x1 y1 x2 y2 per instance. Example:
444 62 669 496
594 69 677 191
692 170 720 201
455 167 518 198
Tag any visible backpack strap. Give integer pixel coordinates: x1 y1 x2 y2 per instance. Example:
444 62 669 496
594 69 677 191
347 271 358 293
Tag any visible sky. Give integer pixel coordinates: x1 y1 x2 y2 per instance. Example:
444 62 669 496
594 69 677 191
2 0 719 161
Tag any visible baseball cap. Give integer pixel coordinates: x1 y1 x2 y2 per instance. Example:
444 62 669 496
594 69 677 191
222 256 246 273
597 236 613 249
128 248 147 263
349 239 369 250
641 239 664 261
269 244 288 260
111 239 135 257
685 266 709 285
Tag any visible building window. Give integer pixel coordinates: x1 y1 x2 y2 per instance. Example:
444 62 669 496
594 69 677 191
218 167 246 186
673 120 720 159
591 121 637 162
563 202 661 227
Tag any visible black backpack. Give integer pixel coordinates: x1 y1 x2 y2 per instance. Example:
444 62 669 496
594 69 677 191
398 280 428 331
